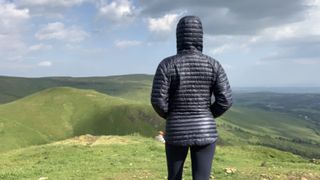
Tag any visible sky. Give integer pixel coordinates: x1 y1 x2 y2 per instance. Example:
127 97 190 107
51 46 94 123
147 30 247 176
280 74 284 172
0 0 319 87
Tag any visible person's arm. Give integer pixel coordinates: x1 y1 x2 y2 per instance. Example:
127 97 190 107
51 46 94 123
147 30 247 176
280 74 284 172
210 62 233 118
151 63 170 119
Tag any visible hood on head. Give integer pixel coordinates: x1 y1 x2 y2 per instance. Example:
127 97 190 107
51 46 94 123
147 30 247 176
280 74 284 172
176 15 203 54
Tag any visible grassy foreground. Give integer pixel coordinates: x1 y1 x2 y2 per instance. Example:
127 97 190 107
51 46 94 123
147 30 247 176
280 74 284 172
0 134 319 180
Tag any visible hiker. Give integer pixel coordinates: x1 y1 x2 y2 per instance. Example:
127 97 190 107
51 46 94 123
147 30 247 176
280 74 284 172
151 15 232 180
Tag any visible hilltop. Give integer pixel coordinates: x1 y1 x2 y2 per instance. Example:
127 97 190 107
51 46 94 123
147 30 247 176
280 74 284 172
0 134 319 180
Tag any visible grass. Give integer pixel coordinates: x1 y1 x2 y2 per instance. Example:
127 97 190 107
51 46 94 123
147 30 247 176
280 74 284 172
223 106 320 143
0 87 164 153
0 134 319 180
219 106 320 158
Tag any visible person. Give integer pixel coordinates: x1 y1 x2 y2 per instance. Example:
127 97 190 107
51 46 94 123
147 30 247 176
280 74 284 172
151 15 233 180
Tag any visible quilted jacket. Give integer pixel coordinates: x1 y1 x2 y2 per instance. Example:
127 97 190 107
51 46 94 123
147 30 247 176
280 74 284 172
151 16 232 146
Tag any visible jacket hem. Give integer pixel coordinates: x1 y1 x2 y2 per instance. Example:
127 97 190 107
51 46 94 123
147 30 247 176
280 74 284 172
165 137 218 146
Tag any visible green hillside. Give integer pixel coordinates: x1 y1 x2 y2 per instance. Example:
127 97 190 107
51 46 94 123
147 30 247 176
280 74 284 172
0 134 319 180
0 74 153 104
0 87 164 153
234 92 320 133
219 106 320 158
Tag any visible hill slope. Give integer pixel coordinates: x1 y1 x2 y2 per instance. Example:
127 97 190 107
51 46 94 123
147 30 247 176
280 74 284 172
0 74 153 104
0 134 319 180
0 87 164 153
219 106 320 158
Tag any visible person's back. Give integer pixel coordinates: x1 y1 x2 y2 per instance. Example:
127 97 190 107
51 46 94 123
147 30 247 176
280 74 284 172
151 16 232 180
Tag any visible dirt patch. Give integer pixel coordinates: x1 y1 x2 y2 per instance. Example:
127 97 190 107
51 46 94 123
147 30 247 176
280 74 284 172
52 134 139 146
86 93 97 97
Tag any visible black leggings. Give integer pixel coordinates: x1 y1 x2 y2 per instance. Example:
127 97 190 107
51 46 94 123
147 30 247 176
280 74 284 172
165 142 216 180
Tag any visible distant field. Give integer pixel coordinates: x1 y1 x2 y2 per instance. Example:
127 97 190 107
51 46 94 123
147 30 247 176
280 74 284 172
219 106 320 158
0 74 153 104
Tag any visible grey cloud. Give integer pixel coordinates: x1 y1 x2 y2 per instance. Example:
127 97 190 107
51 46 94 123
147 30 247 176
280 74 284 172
139 0 309 35
263 36 320 60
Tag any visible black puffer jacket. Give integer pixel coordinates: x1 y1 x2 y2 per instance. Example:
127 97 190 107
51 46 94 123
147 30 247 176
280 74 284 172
151 16 232 146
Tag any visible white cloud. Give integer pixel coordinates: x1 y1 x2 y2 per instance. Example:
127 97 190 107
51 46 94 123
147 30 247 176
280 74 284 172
17 0 88 17
147 13 178 33
98 0 135 22
18 0 86 7
114 40 141 48
146 13 181 41
29 43 52 51
37 60 52 67
35 22 89 43
0 1 29 33
0 1 30 61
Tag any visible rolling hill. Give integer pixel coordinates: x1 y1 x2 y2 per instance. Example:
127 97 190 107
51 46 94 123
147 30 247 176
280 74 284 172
219 106 320 158
0 74 153 104
0 87 164 153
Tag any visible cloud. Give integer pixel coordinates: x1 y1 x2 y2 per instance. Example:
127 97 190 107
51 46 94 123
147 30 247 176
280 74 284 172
146 13 180 40
209 44 230 56
0 1 29 32
28 43 52 51
18 0 86 7
293 58 319 65
193 0 320 67
97 0 135 23
147 13 179 33
16 0 87 17
249 1 320 63
205 35 253 57
35 22 89 43
0 1 30 61
37 60 52 67
114 40 141 48
0 1 29 34
140 0 308 35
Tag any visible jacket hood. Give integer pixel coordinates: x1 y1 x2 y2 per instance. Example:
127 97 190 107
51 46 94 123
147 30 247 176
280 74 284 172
176 15 203 54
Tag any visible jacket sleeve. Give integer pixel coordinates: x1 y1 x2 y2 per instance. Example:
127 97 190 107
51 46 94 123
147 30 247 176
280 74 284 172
151 63 170 119
210 62 233 118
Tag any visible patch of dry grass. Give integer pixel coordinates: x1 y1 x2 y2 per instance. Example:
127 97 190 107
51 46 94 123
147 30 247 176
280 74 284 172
52 134 139 146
